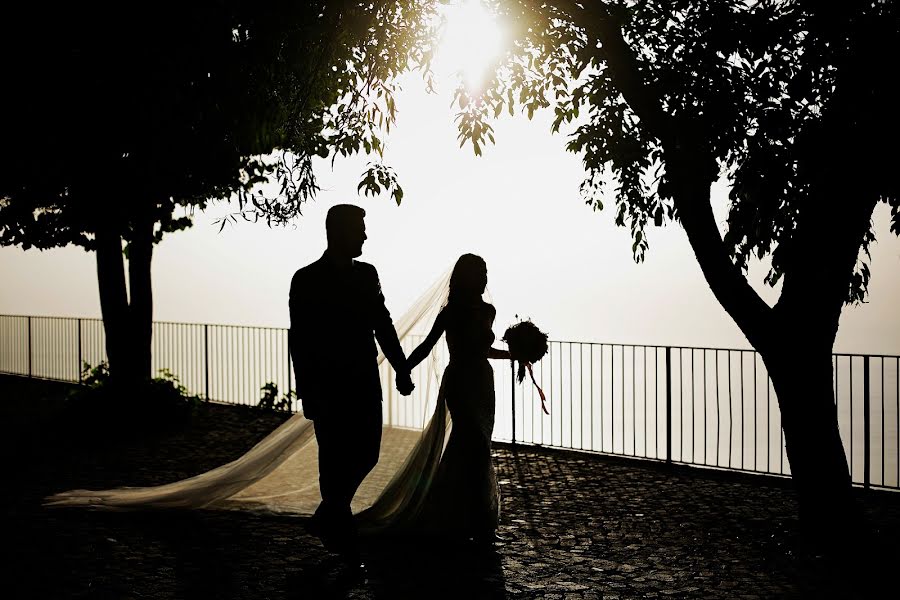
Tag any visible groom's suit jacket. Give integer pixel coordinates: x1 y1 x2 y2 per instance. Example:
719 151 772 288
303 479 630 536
289 252 406 419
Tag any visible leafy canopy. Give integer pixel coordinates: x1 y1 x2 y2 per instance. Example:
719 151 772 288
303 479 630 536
0 1 438 248
3 0 896 309
447 0 898 303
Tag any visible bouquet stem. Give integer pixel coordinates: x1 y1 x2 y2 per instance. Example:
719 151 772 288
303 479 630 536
525 363 549 415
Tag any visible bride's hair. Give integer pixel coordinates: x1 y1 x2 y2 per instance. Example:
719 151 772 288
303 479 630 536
447 253 487 306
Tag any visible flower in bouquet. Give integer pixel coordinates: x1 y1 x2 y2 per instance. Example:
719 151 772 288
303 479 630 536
502 319 549 381
503 318 550 414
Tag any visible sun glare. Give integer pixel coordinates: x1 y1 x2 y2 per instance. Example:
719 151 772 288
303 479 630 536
434 0 505 92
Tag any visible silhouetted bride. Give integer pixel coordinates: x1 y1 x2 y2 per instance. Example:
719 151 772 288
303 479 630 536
396 253 510 542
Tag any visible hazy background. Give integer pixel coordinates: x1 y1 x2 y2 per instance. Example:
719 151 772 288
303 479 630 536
2 1 899 356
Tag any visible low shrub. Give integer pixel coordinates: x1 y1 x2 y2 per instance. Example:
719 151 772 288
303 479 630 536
64 362 207 436
257 382 296 412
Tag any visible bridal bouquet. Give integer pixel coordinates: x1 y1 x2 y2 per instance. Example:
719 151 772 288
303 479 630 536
502 319 550 414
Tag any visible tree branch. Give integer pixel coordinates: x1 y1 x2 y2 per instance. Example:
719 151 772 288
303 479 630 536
554 0 775 347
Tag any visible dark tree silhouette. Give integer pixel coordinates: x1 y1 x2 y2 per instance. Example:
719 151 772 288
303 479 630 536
0 1 432 387
450 0 897 533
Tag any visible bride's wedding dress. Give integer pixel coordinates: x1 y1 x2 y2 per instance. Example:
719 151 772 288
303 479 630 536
365 300 501 538
45 268 500 538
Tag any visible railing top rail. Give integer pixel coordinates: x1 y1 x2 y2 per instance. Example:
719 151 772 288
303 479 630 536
0 314 288 332
546 340 900 359
0 314 102 322
548 340 757 353
152 321 287 331
3 314 899 360
832 352 900 359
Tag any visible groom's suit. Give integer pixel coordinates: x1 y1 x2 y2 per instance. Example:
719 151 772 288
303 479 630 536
289 252 408 530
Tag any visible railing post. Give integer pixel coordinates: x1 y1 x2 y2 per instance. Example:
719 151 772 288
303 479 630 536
864 356 871 489
204 324 210 401
77 318 83 382
511 360 516 445
665 346 672 465
27 316 32 378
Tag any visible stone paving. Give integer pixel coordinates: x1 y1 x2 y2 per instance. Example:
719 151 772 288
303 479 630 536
3 376 899 599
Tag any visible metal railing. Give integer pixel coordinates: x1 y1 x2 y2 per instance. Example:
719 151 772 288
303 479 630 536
2 314 898 490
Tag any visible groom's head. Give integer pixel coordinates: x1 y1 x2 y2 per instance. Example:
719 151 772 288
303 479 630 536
326 204 367 259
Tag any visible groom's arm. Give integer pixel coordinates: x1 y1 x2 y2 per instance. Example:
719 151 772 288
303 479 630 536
365 264 408 373
289 270 317 410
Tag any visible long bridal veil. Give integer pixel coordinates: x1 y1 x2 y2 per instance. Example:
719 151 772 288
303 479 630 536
46 268 459 530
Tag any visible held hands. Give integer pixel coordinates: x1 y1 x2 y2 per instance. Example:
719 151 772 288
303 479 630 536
396 368 415 396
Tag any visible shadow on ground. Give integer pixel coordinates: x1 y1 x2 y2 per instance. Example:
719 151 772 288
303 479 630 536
360 534 506 599
3 374 898 599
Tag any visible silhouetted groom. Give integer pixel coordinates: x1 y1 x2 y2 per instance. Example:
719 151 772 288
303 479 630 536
289 204 414 555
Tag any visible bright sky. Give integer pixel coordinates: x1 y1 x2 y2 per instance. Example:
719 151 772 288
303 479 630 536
1 1 899 355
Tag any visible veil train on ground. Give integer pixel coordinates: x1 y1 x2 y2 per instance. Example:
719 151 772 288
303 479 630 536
45 268 458 531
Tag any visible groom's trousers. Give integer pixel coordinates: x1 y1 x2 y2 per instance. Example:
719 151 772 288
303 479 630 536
313 400 383 528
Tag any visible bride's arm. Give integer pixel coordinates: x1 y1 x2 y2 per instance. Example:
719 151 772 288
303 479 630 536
407 310 447 370
485 304 510 360
488 347 511 360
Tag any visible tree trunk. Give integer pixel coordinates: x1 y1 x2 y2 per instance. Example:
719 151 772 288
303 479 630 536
95 216 155 387
127 215 154 383
762 340 856 540
671 163 868 541
95 227 129 383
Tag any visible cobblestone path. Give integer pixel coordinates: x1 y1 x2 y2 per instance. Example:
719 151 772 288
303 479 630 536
3 377 898 599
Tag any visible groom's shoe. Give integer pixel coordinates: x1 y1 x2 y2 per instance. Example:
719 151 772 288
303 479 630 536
488 531 508 544
308 513 345 554
339 555 368 584
467 530 506 548
338 535 368 580
306 513 328 538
